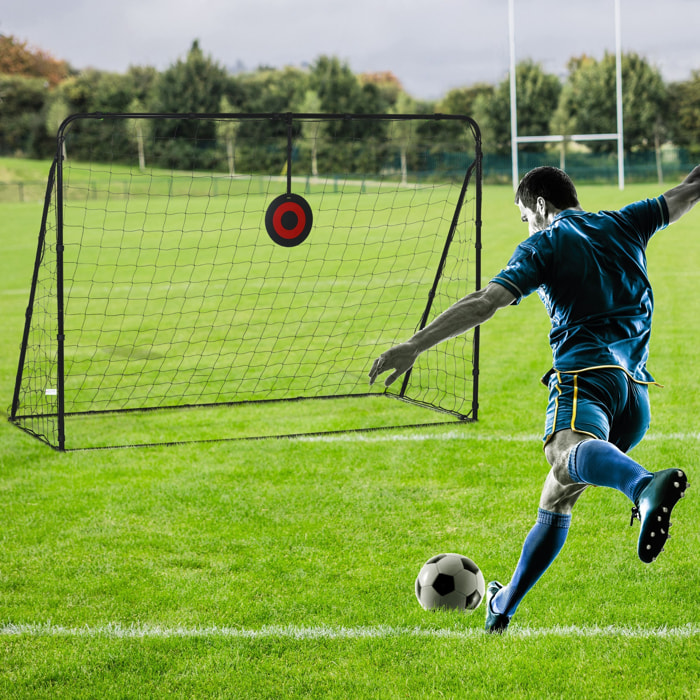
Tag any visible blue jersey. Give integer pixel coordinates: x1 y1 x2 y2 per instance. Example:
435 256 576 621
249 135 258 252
491 197 670 383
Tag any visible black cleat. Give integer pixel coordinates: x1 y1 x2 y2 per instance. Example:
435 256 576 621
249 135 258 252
484 581 511 634
631 468 688 563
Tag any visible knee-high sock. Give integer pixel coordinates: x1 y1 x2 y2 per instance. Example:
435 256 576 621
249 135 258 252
492 508 571 617
568 440 652 504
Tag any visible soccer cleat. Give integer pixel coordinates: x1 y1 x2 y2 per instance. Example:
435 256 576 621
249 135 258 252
630 468 688 564
484 580 511 634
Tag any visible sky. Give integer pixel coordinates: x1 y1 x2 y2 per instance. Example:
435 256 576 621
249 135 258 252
3 0 700 100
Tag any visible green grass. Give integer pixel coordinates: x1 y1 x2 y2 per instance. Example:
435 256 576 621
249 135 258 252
1 159 699 698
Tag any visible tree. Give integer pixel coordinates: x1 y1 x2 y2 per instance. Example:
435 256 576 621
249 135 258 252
472 60 561 155
155 40 228 114
127 98 153 170
46 94 70 158
667 71 700 157
125 66 159 108
437 83 494 117
389 92 417 184
308 56 392 173
309 55 390 114
0 34 70 87
57 69 137 113
216 96 240 175
152 40 229 168
232 67 309 174
358 71 404 107
237 66 308 113
435 83 494 154
297 89 322 176
309 56 364 113
0 75 51 157
47 70 140 162
551 52 667 154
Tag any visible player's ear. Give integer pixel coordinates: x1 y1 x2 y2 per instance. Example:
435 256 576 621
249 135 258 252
536 196 547 216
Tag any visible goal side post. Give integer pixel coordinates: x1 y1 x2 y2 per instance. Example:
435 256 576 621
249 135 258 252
10 157 63 448
398 154 482 417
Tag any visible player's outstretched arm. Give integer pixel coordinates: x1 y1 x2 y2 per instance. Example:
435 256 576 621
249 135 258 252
663 165 700 224
369 282 515 387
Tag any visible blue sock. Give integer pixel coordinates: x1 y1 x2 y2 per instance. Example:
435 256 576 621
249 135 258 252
568 440 653 504
492 508 571 617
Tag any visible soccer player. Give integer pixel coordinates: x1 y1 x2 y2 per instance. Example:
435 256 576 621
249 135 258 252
369 165 700 633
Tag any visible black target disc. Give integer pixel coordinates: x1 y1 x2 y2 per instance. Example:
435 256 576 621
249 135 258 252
265 193 313 247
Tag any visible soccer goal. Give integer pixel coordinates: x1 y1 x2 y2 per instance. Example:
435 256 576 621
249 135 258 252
9 112 482 450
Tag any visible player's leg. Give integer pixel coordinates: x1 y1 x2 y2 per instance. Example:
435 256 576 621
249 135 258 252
486 436 587 631
546 369 654 504
562 374 688 560
487 371 688 632
563 432 653 505
486 371 611 632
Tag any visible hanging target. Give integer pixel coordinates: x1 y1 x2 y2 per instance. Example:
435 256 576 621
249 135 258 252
265 193 313 247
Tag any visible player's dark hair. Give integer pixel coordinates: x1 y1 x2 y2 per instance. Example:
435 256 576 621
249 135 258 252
515 166 579 211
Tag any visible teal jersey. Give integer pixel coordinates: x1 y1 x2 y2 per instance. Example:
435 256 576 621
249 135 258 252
491 197 670 383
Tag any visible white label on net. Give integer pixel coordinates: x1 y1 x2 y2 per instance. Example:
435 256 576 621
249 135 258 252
45 388 58 396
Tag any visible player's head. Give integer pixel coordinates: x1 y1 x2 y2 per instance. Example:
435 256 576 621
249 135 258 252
515 166 579 212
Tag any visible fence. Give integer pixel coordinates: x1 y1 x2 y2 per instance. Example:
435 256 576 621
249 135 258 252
0 181 48 203
484 147 697 185
1 148 696 203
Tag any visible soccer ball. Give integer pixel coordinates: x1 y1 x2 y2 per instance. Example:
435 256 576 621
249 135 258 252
415 553 485 611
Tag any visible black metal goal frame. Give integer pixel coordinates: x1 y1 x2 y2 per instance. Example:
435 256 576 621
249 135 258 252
9 112 483 450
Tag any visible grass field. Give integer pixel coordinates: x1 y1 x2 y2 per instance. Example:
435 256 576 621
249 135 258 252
1 158 699 698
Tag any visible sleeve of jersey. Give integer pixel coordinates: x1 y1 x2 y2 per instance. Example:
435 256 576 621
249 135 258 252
490 237 549 305
617 197 670 246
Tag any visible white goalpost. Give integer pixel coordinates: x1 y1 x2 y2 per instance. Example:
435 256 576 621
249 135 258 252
508 0 625 190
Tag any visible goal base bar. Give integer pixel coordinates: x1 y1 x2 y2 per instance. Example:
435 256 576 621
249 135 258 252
9 393 475 451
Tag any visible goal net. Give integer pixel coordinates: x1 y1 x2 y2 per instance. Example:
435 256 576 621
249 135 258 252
10 112 482 450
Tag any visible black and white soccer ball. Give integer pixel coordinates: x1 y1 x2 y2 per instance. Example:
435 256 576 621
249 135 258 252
415 553 485 611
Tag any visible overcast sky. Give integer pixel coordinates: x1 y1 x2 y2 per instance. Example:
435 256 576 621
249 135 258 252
3 0 700 99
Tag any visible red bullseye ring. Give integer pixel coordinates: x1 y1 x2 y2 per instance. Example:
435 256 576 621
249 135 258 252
265 193 313 247
272 202 305 239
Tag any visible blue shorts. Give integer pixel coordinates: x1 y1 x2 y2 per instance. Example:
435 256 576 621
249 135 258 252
543 367 651 453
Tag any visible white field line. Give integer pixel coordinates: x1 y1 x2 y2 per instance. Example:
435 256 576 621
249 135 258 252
294 430 700 444
1 622 698 641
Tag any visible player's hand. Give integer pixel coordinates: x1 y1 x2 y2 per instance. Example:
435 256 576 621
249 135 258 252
369 343 419 387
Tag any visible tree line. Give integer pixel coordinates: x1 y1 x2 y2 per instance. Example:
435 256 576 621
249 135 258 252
1 35 699 169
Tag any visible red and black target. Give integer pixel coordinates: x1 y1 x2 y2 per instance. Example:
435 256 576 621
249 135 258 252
265 193 313 247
